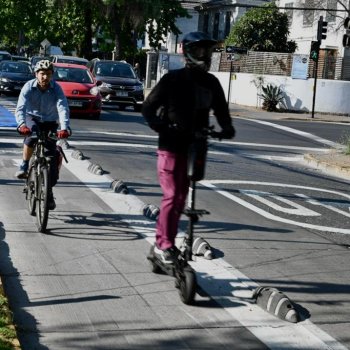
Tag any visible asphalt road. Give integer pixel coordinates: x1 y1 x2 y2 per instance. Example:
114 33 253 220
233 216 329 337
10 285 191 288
1 97 350 349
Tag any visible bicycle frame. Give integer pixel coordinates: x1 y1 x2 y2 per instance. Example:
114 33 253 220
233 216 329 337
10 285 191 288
24 117 59 233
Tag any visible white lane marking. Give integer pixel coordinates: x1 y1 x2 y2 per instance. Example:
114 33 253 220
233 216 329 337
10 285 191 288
296 193 350 218
242 154 304 162
200 180 350 234
241 189 320 216
0 137 329 156
60 150 347 350
247 119 339 148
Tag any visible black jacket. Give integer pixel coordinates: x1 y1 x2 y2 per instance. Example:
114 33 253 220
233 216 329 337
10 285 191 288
142 67 235 154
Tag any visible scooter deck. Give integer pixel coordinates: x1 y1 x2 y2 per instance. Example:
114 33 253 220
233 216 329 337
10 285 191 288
147 252 176 276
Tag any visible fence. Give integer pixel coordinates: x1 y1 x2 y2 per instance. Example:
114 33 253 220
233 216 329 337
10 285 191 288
216 51 350 80
145 49 350 89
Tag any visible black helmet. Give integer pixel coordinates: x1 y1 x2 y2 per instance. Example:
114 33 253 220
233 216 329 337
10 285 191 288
182 32 217 71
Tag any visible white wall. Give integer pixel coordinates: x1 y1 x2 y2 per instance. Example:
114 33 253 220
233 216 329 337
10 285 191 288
212 71 350 115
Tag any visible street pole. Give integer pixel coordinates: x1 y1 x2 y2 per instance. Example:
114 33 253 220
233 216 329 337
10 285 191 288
227 58 233 105
311 46 319 119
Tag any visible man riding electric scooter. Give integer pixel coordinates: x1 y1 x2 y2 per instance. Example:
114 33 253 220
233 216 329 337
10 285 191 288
142 31 235 265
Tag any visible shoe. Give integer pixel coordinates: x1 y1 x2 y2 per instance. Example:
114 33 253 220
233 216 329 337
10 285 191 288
15 162 28 179
48 192 56 210
153 245 180 264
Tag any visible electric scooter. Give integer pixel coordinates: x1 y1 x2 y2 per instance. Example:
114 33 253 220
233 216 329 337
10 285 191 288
148 127 220 305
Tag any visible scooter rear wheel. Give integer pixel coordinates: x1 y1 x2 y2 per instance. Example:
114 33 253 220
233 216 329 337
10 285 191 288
178 268 196 305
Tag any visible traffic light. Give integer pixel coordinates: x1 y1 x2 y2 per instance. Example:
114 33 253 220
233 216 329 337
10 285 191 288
343 17 350 47
310 40 320 61
317 16 328 42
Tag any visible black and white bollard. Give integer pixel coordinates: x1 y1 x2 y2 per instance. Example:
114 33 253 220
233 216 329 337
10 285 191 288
87 163 104 175
192 237 213 260
253 286 299 323
142 204 160 220
111 180 129 194
71 150 84 160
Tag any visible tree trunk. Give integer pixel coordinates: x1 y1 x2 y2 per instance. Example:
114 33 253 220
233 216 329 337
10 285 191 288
80 2 93 59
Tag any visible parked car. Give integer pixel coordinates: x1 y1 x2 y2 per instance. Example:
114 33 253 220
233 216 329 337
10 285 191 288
53 63 102 119
0 60 34 95
0 51 12 62
88 58 144 111
51 55 88 66
11 55 29 62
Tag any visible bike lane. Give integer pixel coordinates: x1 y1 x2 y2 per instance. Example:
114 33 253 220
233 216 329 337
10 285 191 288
0 148 347 349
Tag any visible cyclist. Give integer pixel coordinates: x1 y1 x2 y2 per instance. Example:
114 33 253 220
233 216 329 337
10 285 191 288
15 59 70 210
142 32 235 264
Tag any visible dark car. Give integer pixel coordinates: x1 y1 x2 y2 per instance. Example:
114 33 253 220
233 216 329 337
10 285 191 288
0 51 11 62
11 55 30 62
88 59 144 111
29 55 50 71
0 60 34 95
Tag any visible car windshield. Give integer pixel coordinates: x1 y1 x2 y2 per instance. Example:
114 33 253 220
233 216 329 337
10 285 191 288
0 53 11 61
53 67 93 84
0 62 31 74
95 62 136 79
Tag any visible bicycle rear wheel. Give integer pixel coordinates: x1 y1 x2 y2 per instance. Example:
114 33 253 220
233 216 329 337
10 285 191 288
26 162 36 216
36 165 50 233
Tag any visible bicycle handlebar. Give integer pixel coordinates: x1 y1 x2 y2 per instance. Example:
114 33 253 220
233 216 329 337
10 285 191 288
194 126 233 141
18 113 72 139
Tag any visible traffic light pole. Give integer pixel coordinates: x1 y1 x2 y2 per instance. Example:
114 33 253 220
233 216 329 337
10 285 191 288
311 51 319 119
227 58 233 105
311 16 327 119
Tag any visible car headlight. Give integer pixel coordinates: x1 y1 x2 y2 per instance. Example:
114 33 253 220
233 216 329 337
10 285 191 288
101 82 112 89
90 86 99 96
134 85 143 91
0 77 8 82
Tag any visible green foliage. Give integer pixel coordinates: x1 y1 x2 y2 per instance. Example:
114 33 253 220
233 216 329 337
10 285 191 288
0 0 189 58
0 293 18 349
338 134 350 155
225 3 296 53
259 84 285 112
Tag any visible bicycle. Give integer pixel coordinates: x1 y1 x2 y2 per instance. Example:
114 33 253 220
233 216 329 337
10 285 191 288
148 127 228 304
22 114 68 233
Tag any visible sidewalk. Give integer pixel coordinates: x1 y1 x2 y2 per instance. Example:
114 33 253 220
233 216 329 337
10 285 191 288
228 103 350 181
229 103 350 123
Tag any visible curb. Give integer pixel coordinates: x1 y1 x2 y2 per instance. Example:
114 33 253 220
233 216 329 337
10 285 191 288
304 153 350 181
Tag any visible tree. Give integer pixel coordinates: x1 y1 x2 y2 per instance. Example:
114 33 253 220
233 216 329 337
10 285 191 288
225 3 297 53
0 0 47 53
102 0 189 59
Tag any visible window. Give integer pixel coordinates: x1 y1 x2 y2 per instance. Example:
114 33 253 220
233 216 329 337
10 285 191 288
325 0 337 23
303 0 315 26
203 14 209 34
225 11 232 37
213 12 220 40
285 2 294 25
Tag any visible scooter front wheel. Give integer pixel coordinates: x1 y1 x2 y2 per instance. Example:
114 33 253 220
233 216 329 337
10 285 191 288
178 268 196 305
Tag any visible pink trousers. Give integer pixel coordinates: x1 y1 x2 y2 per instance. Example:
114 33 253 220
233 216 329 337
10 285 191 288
156 150 189 250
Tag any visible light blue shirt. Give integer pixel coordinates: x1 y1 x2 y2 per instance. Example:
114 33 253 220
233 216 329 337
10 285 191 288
15 79 70 130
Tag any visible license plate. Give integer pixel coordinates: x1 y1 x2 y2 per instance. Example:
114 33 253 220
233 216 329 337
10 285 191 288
14 86 22 90
69 100 83 107
116 91 128 97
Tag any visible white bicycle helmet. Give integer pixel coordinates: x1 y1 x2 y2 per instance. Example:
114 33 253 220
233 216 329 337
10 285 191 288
34 59 54 73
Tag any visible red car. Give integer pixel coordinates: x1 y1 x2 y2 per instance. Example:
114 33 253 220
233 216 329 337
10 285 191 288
53 63 102 119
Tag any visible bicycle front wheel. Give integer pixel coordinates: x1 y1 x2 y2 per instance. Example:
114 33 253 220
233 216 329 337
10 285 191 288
26 163 36 216
36 165 50 233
